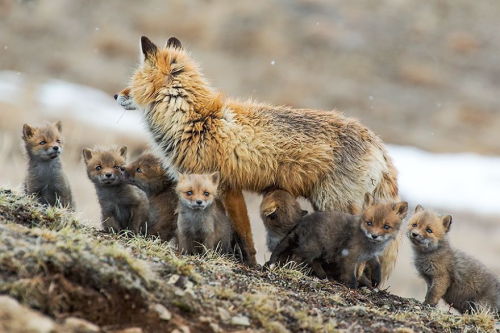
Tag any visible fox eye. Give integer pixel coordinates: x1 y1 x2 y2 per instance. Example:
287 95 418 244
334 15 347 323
136 167 142 173
113 165 121 170
95 165 102 171
426 228 433 233
39 140 46 145
186 191 193 196
203 191 209 197
56 139 61 143
120 167 125 172
366 221 372 226
268 212 277 220
383 224 391 230
412 223 417 227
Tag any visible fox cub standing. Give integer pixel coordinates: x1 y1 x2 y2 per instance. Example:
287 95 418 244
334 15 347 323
176 173 238 255
124 153 178 241
268 193 407 288
260 189 307 252
408 205 500 314
22 121 74 209
83 146 149 233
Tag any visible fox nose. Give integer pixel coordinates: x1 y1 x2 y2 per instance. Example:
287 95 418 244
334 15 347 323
196 200 203 205
371 234 378 240
411 232 419 238
52 146 59 151
114 94 118 100
105 173 113 178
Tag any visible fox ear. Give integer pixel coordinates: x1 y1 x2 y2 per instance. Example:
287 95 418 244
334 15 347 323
301 209 308 217
22 124 35 139
393 201 408 219
362 193 374 210
140 36 157 62
415 204 424 213
210 172 220 186
264 206 277 217
442 215 452 232
54 120 62 133
166 37 182 50
82 148 93 163
119 146 128 158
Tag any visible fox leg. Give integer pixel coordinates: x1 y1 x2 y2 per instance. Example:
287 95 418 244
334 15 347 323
222 188 257 266
115 87 137 110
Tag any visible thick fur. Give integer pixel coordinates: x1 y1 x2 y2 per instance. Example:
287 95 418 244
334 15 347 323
124 153 177 241
117 36 399 273
408 206 500 314
260 189 307 252
83 146 149 233
22 121 74 209
268 194 407 288
176 173 235 255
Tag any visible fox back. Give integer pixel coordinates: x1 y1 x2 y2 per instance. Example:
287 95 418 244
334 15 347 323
22 121 73 208
124 153 177 241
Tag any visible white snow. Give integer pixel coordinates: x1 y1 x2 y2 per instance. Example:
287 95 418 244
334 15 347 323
0 71 499 215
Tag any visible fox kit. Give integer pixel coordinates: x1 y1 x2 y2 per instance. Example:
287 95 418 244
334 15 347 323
83 146 149 233
260 189 307 252
124 153 177 241
268 194 407 288
115 36 400 274
408 205 500 313
176 173 236 255
22 121 74 209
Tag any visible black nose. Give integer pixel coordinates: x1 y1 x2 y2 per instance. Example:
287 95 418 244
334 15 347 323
196 200 203 205
371 234 378 239
52 146 59 151
411 232 418 238
114 94 118 100
105 173 112 178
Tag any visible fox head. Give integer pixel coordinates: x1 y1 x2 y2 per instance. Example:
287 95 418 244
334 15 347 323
407 205 452 252
359 193 408 243
176 173 219 210
124 153 171 194
260 189 307 231
83 146 127 186
22 121 64 161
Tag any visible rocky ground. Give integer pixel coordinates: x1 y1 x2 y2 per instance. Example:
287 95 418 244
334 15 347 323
0 188 496 333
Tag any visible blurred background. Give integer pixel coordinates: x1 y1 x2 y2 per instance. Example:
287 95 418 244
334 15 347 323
0 0 499 302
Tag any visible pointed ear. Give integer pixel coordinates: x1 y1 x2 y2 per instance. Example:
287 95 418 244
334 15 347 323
415 204 424 213
362 193 374 210
301 209 308 217
264 207 277 217
140 36 158 62
82 148 93 163
166 37 182 50
210 172 220 186
119 146 128 158
393 201 408 219
22 124 34 139
54 120 62 132
442 215 452 232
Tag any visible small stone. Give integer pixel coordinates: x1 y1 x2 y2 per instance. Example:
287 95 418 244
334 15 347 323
62 317 100 332
112 328 143 333
168 274 180 284
413 306 421 310
209 323 222 333
231 315 250 326
217 307 231 322
151 303 172 321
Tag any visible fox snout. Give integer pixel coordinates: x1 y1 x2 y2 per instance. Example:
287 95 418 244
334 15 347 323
191 199 208 210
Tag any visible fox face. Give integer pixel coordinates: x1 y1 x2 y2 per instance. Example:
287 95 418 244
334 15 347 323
83 146 127 186
123 153 166 192
176 173 219 210
22 121 64 161
407 205 452 251
117 36 191 110
359 193 408 243
260 189 307 230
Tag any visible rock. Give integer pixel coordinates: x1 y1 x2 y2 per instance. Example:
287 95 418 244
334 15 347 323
217 307 231 322
62 317 100 332
0 295 56 333
111 328 143 333
151 303 172 321
230 315 250 326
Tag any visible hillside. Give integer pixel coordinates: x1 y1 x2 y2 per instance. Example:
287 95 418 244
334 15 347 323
0 188 495 333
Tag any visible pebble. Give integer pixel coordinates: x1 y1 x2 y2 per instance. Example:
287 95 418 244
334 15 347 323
151 303 172 321
231 315 250 326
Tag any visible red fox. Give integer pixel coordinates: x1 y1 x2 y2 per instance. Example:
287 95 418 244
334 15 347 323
176 173 238 255
115 36 399 277
22 121 74 209
83 146 149 233
123 153 177 241
408 205 500 314
268 193 407 288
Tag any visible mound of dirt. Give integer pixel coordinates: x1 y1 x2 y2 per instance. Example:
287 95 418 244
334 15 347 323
0 188 495 332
